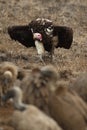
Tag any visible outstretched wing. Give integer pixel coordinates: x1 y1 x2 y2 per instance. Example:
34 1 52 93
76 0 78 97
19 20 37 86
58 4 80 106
53 26 73 49
8 25 35 47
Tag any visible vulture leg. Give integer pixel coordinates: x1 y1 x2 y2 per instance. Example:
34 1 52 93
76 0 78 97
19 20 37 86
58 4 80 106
39 55 46 65
48 43 55 62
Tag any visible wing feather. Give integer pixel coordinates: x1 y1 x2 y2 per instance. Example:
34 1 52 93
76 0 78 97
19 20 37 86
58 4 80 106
8 25 35 47
53 26 73 49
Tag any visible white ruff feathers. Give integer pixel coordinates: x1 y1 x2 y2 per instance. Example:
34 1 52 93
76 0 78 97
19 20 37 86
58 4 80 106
35 40 45 55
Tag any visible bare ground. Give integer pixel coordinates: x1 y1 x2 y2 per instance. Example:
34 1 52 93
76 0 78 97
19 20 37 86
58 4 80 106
0 0 87 129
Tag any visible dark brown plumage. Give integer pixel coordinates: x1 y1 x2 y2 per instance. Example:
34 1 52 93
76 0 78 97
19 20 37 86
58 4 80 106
69 73 87 103
48 83 87 130
8 18 73 61
8 25 34 47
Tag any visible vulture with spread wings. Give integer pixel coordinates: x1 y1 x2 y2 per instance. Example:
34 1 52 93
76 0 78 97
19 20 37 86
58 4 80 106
8 18 73 62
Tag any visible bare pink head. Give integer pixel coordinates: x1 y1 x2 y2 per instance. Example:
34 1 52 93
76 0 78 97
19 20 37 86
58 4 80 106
33 33 42 41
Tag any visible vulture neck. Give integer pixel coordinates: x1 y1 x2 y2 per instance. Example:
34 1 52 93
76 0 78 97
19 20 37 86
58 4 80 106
34 40 45 55
13 87 27 111
14 95 27 111
2 87 27 111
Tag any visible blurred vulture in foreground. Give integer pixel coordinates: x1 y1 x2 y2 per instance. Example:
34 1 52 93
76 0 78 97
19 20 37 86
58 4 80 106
8 18 73 62
20 65 58 115
48 83 87 130
2 87 62 130
69 72 87 103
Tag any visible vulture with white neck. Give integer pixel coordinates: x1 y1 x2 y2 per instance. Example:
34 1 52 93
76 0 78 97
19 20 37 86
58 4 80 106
8 18 73 61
